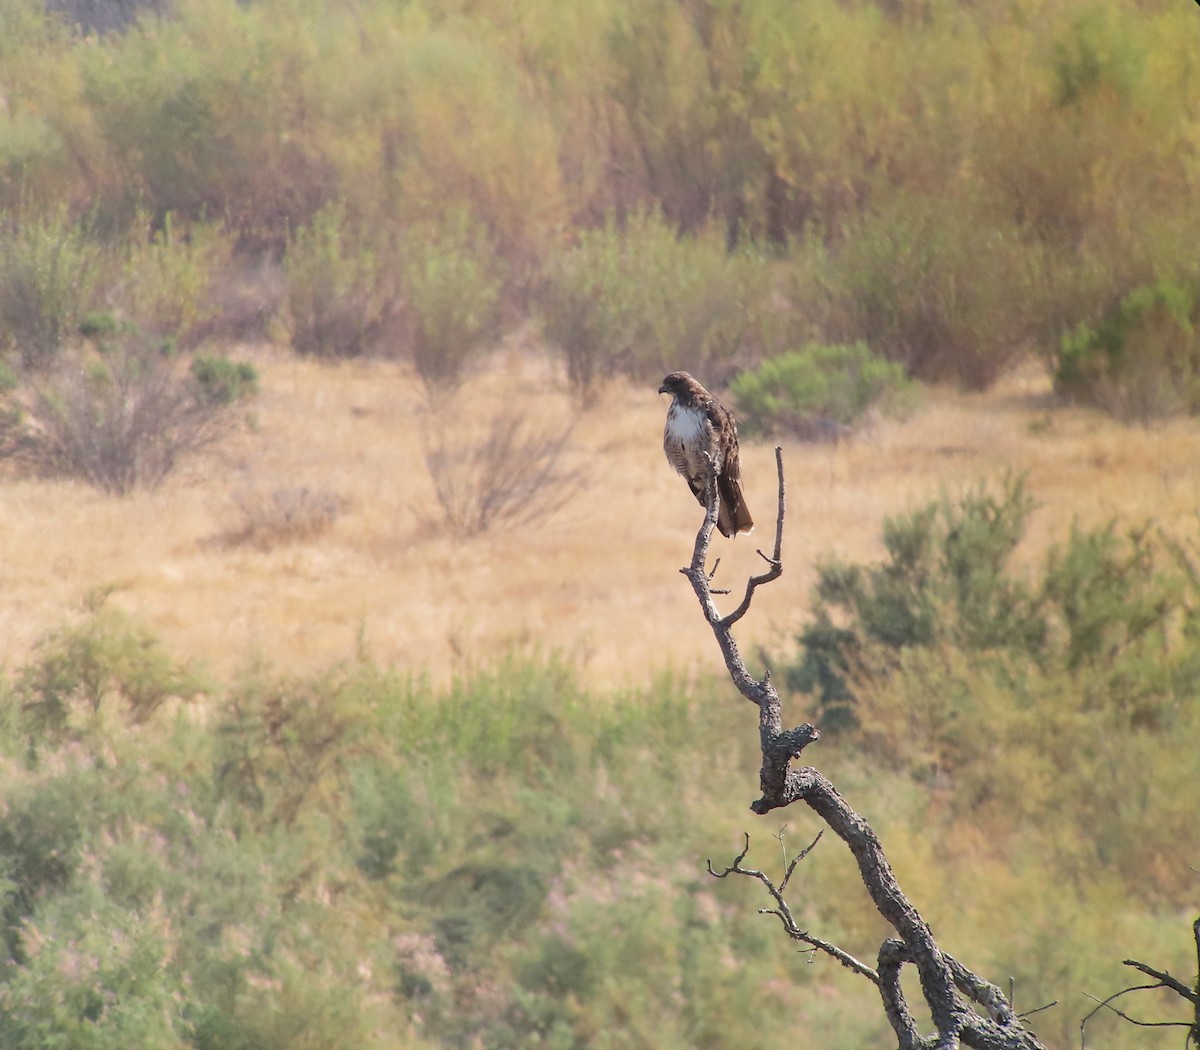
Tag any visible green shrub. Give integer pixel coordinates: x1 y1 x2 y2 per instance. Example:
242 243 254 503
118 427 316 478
821 194 1041 389
788 476 1199 740
538 209 767 396
0 207 105 371
111 215 231 347
0 328 257 495
402 208 505 389
15 604 206 743
282 202 396 359
189 353 259 407
730 342 916 440
1055 281 1200 420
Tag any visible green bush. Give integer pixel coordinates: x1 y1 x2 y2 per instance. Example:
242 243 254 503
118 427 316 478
821 194 1042 389
15 603 206 743
1055 281 1200 420
189 354 259 407
538 209 767 396
282 202 397 359
402 208 505 389
111 215 231 347
788 476 1199 742
0 208 105 371
730 342 916 440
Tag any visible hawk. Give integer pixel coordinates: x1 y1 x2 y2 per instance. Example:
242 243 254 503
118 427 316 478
658 370 753 538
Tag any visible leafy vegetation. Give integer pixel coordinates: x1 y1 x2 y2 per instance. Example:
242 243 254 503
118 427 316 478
786 477 1200 915
0 0 1192 399
537 210 766 396
731 342 917 440
1056 281 1200 420
0 582 1190 1049
283 202 397 360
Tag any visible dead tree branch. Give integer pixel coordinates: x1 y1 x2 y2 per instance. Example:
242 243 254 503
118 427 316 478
1081 919 1200 1048
683 449 1048 1050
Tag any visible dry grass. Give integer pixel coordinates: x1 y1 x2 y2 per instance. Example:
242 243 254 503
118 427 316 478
1 346 1198 689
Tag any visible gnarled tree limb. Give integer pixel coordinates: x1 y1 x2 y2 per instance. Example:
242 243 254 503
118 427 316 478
684 449 1048 1050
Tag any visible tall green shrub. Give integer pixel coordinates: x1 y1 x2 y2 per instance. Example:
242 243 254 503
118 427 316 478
821 194 1041 389
0 208 105 371
538 210 766 396
1055 281 1200 420
788 477 1198 738
402 208 505 390
112 215 231 347
283 202 396 359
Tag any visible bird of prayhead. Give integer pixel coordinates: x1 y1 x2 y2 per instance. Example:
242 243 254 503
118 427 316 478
658 371 753 538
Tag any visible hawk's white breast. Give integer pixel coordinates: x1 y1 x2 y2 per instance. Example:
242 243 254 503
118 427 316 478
665 402 717 479
665 403 709 445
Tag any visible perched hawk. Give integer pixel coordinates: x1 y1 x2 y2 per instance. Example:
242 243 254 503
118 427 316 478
658 370 753 538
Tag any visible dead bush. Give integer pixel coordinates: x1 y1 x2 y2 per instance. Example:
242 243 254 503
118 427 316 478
420 407 579 537
0 327 257 495
220 484 345 549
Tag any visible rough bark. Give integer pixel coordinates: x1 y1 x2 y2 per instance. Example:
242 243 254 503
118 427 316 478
685 448 1048 1050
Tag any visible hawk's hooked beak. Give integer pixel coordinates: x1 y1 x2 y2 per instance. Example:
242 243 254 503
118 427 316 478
657 383 669 395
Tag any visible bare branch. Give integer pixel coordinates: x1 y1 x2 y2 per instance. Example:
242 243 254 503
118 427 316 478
1081 984 1195 1049
679 448 1049 1050
1122 959 1199 1005
722 446 786 628
707 834 879 983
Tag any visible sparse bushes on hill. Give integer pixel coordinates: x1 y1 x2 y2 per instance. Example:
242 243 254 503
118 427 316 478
731 342 916 441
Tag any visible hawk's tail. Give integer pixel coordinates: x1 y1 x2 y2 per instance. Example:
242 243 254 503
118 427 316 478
717 477 754 538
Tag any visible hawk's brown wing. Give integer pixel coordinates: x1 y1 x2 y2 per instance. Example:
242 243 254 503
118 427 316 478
710 400 754 537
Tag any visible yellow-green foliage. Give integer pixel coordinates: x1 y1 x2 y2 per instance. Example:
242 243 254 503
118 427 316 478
0 602 1192 1048
0 0 1195 392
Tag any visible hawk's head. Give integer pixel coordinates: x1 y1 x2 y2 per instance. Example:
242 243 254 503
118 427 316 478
658 371 703 402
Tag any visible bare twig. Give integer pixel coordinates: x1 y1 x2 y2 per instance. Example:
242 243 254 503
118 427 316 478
707 833 878 982
1081 985 1195 1049
1121 959 1199 1005
1081 920 1200 1048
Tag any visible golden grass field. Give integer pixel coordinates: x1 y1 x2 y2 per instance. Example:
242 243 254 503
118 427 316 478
3 345 1199 690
